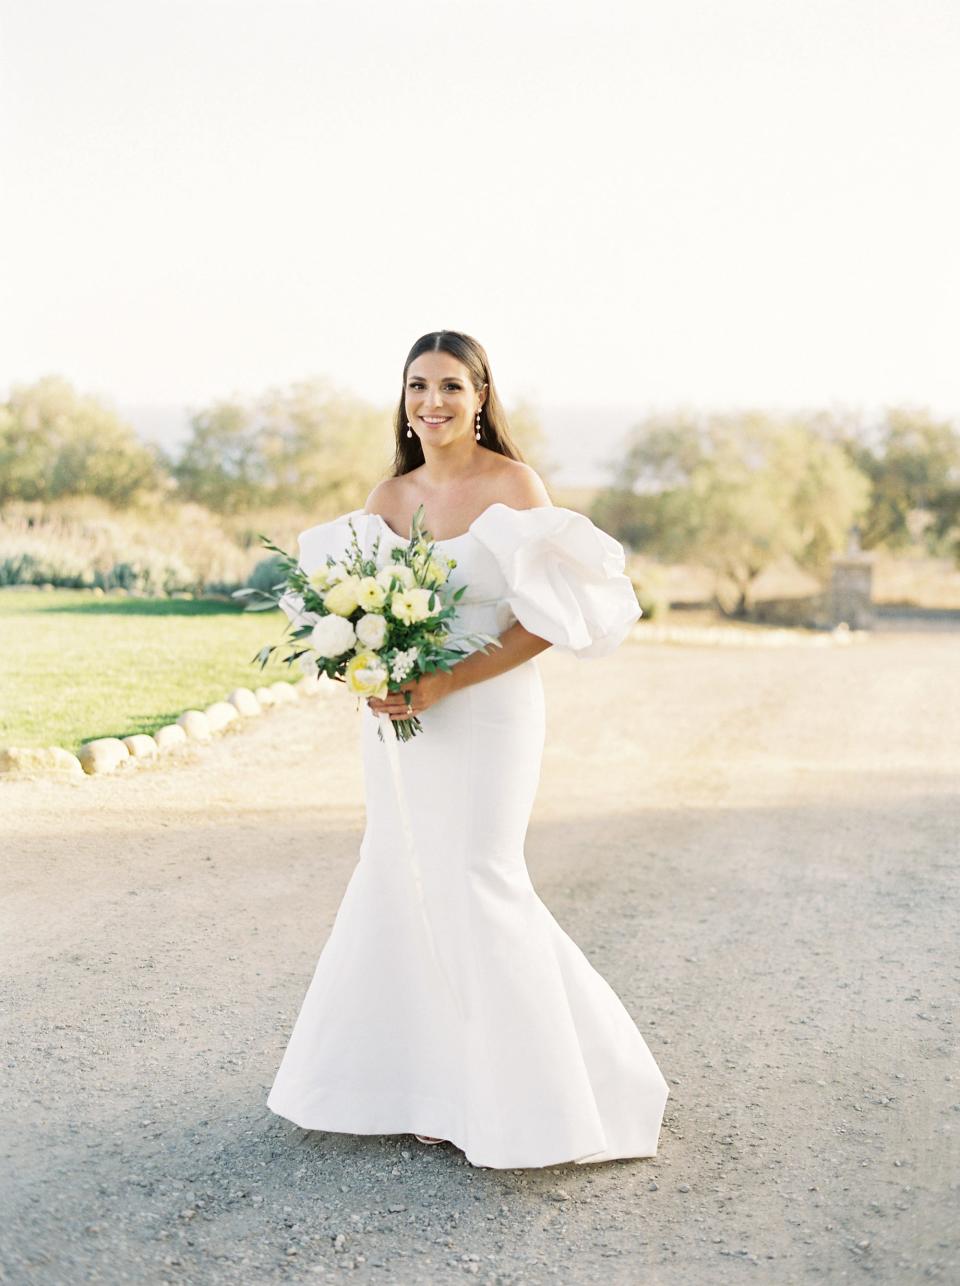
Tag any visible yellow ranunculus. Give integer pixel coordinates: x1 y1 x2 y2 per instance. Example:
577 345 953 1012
324 577 361 617
344 651 389 698
390 587 435 625
308 564 332 590
423 559 449 587
356 576 387 610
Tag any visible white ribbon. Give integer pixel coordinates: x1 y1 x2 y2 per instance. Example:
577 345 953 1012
376 711 466 1022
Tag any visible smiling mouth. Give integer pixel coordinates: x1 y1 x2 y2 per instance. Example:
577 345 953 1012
421 416 451 424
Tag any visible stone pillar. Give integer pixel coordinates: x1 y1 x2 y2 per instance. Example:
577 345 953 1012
828 526 875 629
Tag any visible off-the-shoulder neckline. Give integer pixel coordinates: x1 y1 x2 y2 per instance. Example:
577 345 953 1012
364 501 556 545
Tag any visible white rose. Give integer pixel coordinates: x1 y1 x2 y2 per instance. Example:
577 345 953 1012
310 614 357 658
355 613 388 649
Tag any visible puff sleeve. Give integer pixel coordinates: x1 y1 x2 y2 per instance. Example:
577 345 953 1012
470 504 642 659
276 508 376 629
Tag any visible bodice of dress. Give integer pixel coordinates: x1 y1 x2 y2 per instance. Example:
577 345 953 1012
285 501 642 660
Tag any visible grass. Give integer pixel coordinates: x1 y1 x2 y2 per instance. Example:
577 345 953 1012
0 589 303 756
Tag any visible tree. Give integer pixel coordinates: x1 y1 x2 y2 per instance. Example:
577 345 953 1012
596 409 872 616
0 376 163 505
170 400 265 513
829 406 960 557
173 378 390 515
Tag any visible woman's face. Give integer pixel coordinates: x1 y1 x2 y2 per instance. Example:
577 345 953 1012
404 352 486 444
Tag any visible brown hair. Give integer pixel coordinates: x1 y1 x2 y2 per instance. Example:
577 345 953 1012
390 330 526 477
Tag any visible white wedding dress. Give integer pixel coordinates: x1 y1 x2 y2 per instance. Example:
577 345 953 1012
266 502 669 1169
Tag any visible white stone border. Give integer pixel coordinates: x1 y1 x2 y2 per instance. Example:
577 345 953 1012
0 674 337 781
630 621 869 648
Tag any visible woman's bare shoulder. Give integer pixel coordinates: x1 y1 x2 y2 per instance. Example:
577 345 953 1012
489 458 553 509
363 476 405 515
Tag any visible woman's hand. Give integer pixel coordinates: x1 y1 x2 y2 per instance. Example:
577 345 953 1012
367 670 456 721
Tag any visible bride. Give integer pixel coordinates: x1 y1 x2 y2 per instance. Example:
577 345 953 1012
267 329 669 1169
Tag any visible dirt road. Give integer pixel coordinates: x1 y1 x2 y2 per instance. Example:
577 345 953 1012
2 633 957 1284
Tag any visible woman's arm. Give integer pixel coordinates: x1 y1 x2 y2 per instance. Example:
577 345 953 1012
447 621 551 692
367 622 550 720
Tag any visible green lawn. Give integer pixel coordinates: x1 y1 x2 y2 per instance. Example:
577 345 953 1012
0 589 302 756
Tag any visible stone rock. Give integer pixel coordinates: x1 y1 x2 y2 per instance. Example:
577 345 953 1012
122 734 159 760
254 686 277 707
0 746 85 779
78 737 131 776
177 710 212 742
270 681 300 704
204 701 239 732
154 724 188 751
227 687 261 717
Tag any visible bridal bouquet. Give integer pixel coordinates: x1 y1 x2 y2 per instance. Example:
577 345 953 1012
235 505 501 742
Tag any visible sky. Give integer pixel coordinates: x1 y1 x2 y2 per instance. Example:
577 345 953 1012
1 0 958 485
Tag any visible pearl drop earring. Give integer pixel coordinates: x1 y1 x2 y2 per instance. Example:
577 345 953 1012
406 420 413 439
475 408 482 441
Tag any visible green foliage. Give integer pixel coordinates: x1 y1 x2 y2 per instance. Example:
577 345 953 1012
828 407 960 557
0 376 164 505
246 554 289 595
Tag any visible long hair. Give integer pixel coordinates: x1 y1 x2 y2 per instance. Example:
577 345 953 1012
390 330 526 477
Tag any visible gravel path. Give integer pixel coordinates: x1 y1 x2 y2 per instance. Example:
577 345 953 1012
2 634 957 1284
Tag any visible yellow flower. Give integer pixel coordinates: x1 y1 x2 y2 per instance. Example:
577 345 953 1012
324 577 361 617
423 559 449 588
308 564 333 591
344 651 389 698
390 587 436 625
356 576 387 610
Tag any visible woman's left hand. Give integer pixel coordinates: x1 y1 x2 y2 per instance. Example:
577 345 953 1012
367 670 456 720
